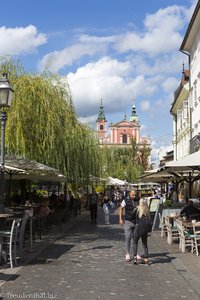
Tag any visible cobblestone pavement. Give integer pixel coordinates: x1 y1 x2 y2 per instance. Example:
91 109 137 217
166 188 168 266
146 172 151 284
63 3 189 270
0 208 200 300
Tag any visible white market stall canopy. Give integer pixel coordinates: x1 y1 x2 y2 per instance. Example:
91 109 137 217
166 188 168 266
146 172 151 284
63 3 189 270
106 177 126 186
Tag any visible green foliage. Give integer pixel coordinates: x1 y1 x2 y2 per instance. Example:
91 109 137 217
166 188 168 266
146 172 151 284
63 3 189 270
0 57 150 191
0 57 101 192
35 189 48 197
100 143 145 183
163 199 173 208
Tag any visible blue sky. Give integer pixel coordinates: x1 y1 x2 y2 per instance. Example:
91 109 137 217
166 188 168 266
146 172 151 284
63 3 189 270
0 0 197 164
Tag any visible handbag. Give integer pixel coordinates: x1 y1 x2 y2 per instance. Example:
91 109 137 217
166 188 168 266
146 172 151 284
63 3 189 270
134 224 140 237
138 215 152 236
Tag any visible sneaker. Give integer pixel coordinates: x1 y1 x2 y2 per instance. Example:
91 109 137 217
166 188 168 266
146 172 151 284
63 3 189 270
133 257 137 265
125 254 131 262
137 255 142 261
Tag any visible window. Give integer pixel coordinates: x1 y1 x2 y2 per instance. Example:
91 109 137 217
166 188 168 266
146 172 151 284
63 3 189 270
122 133 127 144
177 110 182 130
194 82 198 107
100 124 104 130
183 101 188 119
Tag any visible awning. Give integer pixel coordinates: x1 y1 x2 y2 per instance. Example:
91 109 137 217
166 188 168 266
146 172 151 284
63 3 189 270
4 155 67 182
139 169 173 183
164 151 200 171
4 165 26 174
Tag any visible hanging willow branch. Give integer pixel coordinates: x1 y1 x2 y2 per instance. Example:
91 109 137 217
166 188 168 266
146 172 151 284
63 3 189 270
0 57 101 185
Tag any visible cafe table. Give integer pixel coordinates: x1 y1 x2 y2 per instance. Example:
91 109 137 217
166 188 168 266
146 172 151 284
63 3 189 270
165 214 179 227
181 219 193 230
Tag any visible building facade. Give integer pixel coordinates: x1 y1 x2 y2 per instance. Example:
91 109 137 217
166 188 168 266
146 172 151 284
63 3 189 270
170 66 190 160
170 1 200 198
96 99 150 147
179 0 200 155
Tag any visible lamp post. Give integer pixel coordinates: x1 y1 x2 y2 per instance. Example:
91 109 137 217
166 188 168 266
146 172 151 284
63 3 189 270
0 73 14 213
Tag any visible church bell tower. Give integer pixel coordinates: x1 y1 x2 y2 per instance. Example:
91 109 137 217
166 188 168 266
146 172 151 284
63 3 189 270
96 99 107 144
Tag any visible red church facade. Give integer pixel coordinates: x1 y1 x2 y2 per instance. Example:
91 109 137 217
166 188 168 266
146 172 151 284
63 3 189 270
96 100 150 147
110 120 140 145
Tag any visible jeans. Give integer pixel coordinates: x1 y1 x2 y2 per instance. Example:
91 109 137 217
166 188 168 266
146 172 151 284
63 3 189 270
133 233 148 258
104 213 109 223
124 220 135 254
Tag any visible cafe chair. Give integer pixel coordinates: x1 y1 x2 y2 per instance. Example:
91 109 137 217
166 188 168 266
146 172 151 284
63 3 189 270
159 213 167 237
176 219 194 253
18 213 29 261
165 216 179 245
0 219 21 268
192 221 200 256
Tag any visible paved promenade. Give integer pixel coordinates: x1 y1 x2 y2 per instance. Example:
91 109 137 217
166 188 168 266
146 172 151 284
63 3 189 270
0 208 200 300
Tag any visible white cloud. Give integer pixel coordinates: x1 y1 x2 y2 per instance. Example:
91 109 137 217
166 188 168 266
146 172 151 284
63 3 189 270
140 123 147 131
150 141 173 165
133 53 186 76
0 25 46 56
140 100 150 112
38 39 108 72
162 77 180 93
79 115 97 127
114 5 188 56
66 57 157 116
185 0 198 21
158 146 173 160
38 4 192 72
36 2 194 155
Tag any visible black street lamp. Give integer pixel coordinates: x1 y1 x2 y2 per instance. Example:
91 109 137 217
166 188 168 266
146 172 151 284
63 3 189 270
0 73 14 212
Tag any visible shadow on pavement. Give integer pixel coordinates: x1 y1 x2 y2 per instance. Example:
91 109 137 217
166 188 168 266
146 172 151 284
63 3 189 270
149 252 176 264
29 243 74 265
0 273 19 282
69 245 114 253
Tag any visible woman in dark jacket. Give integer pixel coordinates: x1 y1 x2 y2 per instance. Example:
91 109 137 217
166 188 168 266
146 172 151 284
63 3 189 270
132 198 151 265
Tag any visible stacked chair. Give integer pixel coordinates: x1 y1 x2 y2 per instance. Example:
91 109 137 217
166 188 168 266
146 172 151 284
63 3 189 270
0 218 21 268
165 216 179 245
176 218 194 253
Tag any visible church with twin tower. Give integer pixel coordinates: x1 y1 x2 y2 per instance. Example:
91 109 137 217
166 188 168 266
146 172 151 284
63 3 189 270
96 99 150 147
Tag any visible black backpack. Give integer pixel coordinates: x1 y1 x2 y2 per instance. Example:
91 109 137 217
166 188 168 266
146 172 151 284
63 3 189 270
138 215 152 236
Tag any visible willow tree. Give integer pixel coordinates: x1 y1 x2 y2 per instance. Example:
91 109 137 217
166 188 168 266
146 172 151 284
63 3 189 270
100 138 150 183
0 57 101 185
64 114 101 189
5 73 69 170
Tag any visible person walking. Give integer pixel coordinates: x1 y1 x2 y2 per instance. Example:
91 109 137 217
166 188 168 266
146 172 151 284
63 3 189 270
132 198 151 265
103 196 110 225
119 190 140 262
89 188 98 224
